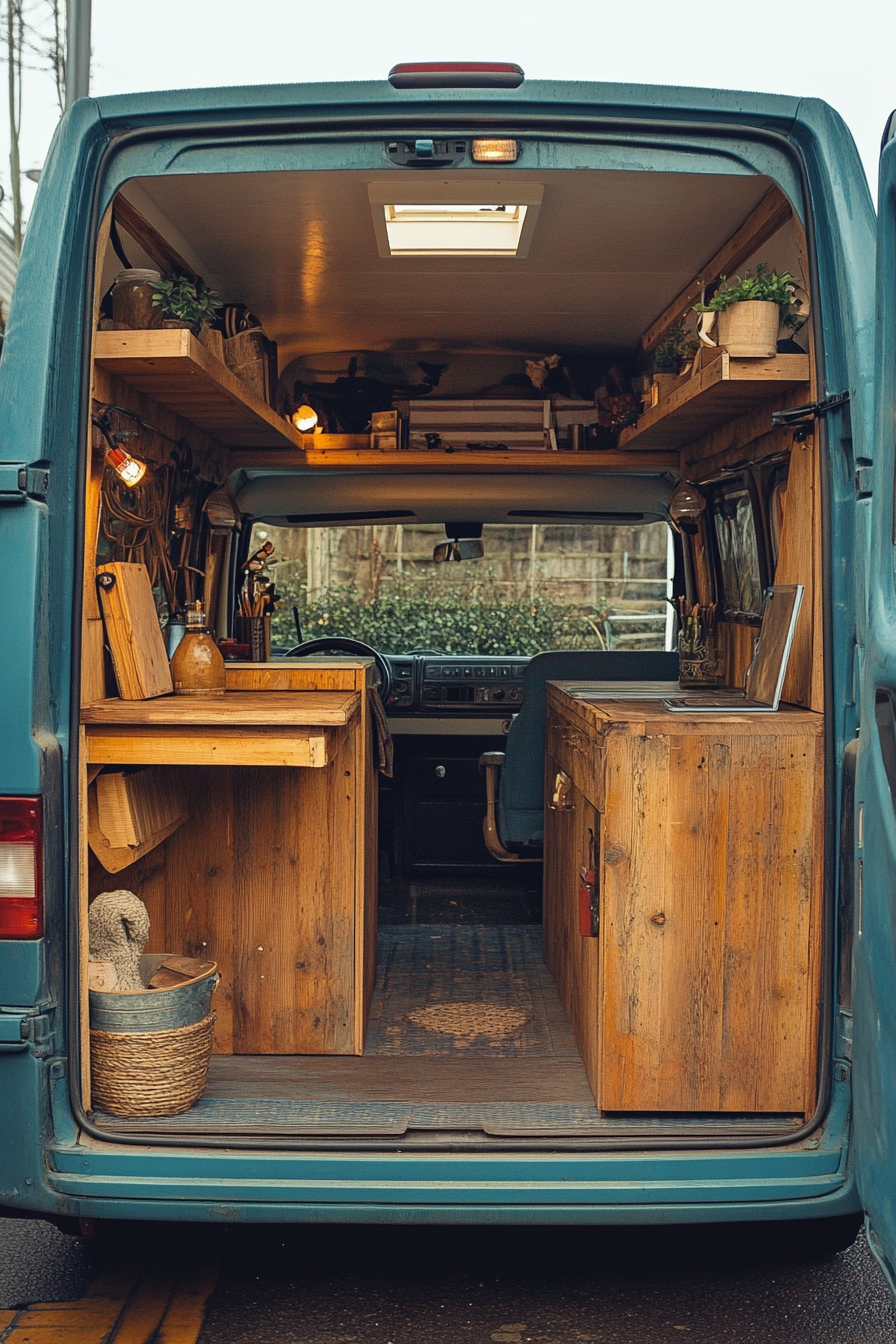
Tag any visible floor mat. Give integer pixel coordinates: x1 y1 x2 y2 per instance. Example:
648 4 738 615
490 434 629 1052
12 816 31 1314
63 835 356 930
93 1097 802 1138
364 925 579 1057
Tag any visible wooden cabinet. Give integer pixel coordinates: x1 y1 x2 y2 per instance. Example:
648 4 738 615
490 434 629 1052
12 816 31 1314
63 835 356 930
544 684 824 1116
82 670 378 1063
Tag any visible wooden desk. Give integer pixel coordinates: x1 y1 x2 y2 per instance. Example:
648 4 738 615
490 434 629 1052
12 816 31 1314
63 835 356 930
544 683 823 1115
82 684 375 1057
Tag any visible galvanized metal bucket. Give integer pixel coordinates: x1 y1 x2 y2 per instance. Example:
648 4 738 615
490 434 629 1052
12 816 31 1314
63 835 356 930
89 954 219 1033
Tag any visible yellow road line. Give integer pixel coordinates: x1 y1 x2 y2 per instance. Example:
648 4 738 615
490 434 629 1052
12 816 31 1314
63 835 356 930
111 1270 175 1344
0 1251 217 1344
155 1262 218 1344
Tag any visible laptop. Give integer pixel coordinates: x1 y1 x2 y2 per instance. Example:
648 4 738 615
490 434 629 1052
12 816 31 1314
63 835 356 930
663 584 804 713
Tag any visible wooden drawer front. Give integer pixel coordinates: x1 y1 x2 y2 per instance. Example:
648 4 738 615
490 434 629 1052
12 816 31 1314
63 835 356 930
547 715 604 809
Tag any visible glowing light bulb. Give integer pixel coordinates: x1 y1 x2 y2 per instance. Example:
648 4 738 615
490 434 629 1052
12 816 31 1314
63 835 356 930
292 404 319 433
104 445 147 487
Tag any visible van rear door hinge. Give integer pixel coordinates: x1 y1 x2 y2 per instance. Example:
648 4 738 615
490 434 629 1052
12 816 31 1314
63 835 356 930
0 462 50 504
771 391 851 440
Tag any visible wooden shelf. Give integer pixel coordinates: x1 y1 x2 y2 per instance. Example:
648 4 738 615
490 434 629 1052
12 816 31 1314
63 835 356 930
93 330 303 450
81 692 360 769
81 690 359 726
228 447 680 475
618 352 810 452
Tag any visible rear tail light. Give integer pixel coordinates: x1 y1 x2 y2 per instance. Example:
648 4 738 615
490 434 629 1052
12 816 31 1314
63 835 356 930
0 798 43 938
388 62 524 90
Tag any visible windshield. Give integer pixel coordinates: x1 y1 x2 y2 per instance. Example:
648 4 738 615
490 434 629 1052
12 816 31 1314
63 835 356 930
251 521 672 656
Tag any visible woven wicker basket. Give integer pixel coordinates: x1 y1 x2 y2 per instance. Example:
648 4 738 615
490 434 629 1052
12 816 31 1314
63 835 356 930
90 1012 215 1117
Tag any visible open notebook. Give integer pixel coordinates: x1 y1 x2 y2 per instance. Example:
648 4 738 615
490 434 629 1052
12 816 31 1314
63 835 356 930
664 584 804 713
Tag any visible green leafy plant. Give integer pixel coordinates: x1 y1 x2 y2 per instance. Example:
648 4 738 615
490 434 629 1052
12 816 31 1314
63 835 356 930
693 264 801 327
653 323 696 375
270 583 614 657
151 275 223 328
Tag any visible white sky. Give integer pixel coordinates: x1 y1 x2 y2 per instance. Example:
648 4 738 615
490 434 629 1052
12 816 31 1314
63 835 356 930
7 0 895 230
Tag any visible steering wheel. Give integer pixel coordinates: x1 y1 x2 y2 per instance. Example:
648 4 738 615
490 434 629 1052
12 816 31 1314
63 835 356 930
285 636 392 704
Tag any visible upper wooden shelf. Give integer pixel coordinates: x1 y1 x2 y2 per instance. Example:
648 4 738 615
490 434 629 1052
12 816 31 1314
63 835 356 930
81 690 359 726
93 330 303 450
618 352 810 452
228 447 680 475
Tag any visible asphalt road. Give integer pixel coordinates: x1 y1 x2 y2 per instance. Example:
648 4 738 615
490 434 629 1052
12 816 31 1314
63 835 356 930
2 1214 895 1343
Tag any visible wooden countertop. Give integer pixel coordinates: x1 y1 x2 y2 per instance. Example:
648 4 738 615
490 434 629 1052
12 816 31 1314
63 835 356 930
548 681 823 735
81 690 360 727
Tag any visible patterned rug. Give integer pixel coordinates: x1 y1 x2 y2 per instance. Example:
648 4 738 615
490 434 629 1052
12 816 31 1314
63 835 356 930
364 925 578 1057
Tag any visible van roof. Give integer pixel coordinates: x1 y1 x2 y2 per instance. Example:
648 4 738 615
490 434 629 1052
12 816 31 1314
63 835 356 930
92 77 809 128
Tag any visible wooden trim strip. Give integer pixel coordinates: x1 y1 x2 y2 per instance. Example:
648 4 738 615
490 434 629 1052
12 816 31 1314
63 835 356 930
641 187 792 351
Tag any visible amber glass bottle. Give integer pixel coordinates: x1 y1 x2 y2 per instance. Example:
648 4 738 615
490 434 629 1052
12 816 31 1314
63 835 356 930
169 601 226 695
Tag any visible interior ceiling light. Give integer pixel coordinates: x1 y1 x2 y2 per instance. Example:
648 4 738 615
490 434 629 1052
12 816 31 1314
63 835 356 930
368 183 543 258
104 444 147 487
292 404 319 433
472 139 518 163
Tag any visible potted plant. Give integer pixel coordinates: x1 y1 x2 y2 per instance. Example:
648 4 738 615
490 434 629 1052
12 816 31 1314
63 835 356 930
694 264 803 358
652 324 689 399
150 275 223 352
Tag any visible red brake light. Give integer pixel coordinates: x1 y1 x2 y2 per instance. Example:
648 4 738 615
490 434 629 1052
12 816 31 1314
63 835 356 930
0 797 43 939
388 62 524 90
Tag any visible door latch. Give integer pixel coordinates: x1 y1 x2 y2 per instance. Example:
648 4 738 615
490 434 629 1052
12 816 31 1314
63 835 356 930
771 391 850 441
0 462 50 504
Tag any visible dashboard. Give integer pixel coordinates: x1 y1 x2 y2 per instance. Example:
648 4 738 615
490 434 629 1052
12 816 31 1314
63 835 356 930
383 654 529 716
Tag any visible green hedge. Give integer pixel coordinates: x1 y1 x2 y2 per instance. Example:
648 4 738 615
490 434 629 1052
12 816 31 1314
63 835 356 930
271 585 611 656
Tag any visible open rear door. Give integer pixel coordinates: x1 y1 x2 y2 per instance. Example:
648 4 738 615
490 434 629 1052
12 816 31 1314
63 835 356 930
853 111 896 1288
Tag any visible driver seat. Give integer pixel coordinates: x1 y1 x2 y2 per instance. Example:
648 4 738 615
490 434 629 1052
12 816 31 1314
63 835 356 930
480 649 679 861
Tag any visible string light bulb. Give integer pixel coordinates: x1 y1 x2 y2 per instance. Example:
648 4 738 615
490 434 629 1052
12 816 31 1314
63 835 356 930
104 444 147 487
291 404 319 433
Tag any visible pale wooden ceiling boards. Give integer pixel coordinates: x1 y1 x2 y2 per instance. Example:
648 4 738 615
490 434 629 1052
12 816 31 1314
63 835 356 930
121 169 771 365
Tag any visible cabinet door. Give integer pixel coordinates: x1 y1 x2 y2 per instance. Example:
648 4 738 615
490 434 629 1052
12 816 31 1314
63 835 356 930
543 755 601 1097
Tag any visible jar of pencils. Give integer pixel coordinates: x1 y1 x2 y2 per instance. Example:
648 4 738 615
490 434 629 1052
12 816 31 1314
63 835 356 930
235 614 271 663
677 600 724 688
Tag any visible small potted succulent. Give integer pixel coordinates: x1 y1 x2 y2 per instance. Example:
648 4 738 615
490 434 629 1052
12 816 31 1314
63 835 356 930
694 264 805 358
151 275 224 351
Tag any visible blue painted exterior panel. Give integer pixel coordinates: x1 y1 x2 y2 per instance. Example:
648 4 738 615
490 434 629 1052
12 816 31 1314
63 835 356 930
0 77 884 1231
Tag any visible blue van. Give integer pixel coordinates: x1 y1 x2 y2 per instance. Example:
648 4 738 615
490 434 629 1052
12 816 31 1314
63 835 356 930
1 64 894 1286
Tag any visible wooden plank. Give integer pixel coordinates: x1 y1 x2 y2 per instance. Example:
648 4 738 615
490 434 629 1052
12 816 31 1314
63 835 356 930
641 187 792 350
94 329 303 450
113 193 197 279
227 446 680 475
224 660 372 692
84 725 337 768
542 751 601 1102
82 690 359 726
95 766 186 847
87 781 188 875
96 562 173 700
618 353 809 452
232 735 357 1054
719 732 822 1113
775 435 820 708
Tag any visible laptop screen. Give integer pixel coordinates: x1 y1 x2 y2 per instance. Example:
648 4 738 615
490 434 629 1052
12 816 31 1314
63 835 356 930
745 585 804 707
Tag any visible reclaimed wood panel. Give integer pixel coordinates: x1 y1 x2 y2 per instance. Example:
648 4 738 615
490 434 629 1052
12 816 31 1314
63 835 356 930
93 329 303 450
776 434 824 710
546 686 823 1114
543 755 601 1098
226 447 680 474
84 725 337 769
81 690 359 725
618 353 809 452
